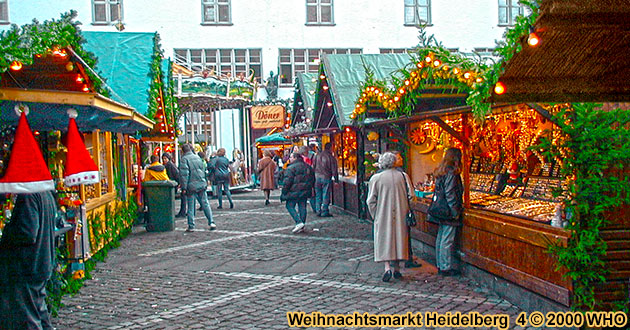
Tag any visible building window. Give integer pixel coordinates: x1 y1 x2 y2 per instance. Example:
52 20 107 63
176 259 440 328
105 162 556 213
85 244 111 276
306 0 334 25
498 0 523 26
174 48 262 81
0 0 8 24
92 0 122 25
202 0 231 24
279 48 361 86
404 0 430 26
379 48 420 54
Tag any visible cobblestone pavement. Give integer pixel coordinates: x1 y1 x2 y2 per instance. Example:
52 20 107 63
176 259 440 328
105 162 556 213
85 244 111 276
53 190 537 330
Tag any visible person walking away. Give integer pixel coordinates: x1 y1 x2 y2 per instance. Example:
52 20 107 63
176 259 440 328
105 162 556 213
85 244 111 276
428 148 463 276
143 154 169 182
0 191 57 329
179 144 215 232
210 148 234 209
257 150 277 205
366 152 413 282
281 152 315 234
311 142 338 217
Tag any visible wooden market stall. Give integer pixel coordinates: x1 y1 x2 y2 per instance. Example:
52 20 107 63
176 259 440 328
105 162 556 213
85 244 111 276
0 14 153 268
312 54 409 216
488 0 630 311
349 46 579 311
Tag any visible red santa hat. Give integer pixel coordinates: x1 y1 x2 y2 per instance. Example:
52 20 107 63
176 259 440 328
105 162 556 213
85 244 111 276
0 109 55 193
63 109 100 187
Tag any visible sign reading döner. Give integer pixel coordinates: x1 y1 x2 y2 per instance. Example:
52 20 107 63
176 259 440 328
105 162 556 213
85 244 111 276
250 105 285 129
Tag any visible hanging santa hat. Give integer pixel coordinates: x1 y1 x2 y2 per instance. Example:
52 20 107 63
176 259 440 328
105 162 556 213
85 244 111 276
63 109 99 187
0 106 55 193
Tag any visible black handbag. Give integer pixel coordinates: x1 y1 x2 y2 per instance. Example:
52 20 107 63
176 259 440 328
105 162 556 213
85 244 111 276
401 172 417 227
427 177 452 222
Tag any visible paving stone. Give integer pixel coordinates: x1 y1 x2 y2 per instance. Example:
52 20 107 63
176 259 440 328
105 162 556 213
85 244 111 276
322 259 359 274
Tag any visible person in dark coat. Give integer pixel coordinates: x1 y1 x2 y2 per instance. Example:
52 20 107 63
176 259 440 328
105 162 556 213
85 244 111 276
162 153 179 183
208 148 233 209
427 147 464 276
0 191 57 330
281 152 315 234
179 144 215 232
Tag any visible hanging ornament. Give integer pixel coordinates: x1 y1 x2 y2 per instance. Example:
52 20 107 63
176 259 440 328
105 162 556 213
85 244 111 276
409 128 427 145
65 62 74 72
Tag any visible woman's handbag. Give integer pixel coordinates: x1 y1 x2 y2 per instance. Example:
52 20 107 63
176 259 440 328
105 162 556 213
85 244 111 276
427 179 452 221
401 172 417 227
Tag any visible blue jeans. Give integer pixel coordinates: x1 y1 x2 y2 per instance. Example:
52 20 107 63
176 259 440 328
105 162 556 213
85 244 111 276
286 199 307 224
187 190 213 229
215 181 233 207
436 224 457 271
314 177 332 215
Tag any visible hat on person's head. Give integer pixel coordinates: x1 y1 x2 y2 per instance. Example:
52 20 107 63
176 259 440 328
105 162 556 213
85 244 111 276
0 110 54 193
63 109 99 187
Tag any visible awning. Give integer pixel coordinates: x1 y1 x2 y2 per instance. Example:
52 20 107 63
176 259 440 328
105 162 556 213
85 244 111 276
255 133 290 144
0 88 153 133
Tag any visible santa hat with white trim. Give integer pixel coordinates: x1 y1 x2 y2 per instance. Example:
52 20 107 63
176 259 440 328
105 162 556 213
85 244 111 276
0 107 55 193
63 109 99 187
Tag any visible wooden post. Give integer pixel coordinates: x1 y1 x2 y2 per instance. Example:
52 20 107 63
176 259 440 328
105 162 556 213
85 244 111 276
105 132 113 193
93 130 102 197
462 113 471 208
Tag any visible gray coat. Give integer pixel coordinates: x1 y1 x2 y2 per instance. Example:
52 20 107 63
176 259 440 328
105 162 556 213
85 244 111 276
0 191 57 281
209 156 231 183
179 151 208 194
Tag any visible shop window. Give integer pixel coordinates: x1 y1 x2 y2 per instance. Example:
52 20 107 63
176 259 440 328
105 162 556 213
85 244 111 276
498 0 523 26
278 48 362 86
202 0 231 25
404 0 431 26
306 0 334 25
173 48 262 81
0 0 8 24
92 0 122 25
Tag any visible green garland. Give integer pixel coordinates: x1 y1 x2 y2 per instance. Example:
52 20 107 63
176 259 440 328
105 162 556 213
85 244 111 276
0 11 107 96
145 33 178 137
534 103 630 311
46 199 138 316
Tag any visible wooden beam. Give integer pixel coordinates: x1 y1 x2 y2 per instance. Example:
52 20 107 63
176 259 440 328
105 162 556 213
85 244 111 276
93 130 102 198
462 113 471 208
527 103 562 127
429 116 469 146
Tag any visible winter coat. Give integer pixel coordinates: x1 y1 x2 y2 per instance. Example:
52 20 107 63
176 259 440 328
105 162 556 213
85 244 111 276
179 151 208 194
257 156 277 190
312 150 339 180
427 167 464 226
0 191 57 281
164 160 180 183
367 169 413 262
143 162 169 182
209 156 231 183
281 157 315 201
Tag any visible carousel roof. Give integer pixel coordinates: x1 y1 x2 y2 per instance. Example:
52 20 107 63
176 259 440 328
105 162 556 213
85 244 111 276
492 0 630 102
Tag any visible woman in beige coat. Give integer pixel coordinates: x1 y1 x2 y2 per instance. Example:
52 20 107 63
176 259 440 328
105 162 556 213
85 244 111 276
257 150 277 205
367 152 413 282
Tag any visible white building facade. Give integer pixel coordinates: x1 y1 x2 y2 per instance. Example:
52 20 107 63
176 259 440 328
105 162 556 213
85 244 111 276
3 0 524 99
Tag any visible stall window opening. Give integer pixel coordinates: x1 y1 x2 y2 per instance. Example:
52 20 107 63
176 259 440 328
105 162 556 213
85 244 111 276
404 0 431 26
202 0 231 25
92 0 122 25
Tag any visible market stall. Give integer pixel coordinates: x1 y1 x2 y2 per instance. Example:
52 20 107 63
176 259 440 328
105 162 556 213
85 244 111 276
350 45 578 311
0 14 153 270
312 53 409 215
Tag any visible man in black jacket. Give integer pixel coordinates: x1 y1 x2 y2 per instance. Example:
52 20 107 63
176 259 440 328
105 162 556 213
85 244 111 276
0 191 57 329
281 153 315 233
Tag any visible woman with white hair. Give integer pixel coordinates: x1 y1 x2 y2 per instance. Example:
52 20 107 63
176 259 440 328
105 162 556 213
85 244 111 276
366 152 414 282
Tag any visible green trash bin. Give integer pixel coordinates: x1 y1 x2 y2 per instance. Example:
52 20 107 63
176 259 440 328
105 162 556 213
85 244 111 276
143 180 178 232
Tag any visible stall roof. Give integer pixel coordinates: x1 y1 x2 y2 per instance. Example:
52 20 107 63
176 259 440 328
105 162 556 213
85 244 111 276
297 72 318 112
319 54 410 127
255 132 290 144
82 31 155 115
492 0 630 102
